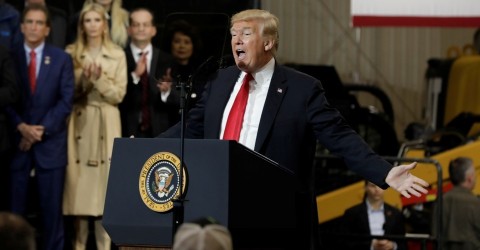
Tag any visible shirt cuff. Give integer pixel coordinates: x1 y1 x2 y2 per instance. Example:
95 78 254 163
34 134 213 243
160 89 171 102
131 72 140 84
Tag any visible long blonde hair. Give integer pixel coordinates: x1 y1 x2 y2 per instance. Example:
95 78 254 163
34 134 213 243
83 0 129 47
69 3 117 67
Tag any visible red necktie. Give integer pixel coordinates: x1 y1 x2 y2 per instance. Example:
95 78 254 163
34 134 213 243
29 50 36 93
223 73 253 141
139 52 151 132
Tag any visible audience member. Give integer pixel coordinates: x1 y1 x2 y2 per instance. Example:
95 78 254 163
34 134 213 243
23 0 67 48
160 9 428 249
68 0 129 48
0 0 22 49
0 44 17 210
62 3 127 250
120 7 178 138
342 181 407 250
173 217 233 250
0 211 36 250
6 4 74 250
434 157 480 250
162 19 203 111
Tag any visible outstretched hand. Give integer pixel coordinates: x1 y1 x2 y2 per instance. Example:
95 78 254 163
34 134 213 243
385 162 429 198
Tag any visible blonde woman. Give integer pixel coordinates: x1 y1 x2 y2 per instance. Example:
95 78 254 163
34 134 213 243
81 0 129 48
62 3 127 250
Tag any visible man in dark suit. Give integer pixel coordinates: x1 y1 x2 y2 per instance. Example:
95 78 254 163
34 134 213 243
7 4 73 250
162 9 428 249
342 181 407 250
120 8 178 138
0 44 18 210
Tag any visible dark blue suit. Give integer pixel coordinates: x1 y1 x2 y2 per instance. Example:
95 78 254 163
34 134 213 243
162 63 393 249
8 43 74 250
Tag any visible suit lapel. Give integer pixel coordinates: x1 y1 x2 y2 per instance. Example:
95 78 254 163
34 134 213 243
149 48 159 91
35 45 51 95
254 63 288 151
360 202 372 234
205 68 241 138
383 205 394 234
17 46 31 97
125 47 135 68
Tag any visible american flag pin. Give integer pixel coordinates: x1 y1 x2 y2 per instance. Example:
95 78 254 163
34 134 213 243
277 88 283 93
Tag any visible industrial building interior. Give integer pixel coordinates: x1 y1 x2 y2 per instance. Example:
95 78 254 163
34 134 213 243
2 0 479 249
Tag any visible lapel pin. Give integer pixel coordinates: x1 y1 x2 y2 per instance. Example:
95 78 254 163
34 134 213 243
44 56 51 65
277 88 283 93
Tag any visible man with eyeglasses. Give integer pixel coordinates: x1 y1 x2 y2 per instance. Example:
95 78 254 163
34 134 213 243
120 7 177 138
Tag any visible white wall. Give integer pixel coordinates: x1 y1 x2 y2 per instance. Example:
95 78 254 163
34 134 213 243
261 0 476 139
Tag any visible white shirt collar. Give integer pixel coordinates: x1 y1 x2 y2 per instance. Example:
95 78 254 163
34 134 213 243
250 57 275 85
366 200 385 213
24 42 45 55
130 43 152 56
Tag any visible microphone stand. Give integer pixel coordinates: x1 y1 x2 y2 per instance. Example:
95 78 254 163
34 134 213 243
171 74 191 239
170 56 220 240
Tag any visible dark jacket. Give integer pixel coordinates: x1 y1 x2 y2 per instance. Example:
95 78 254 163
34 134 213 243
162 63 393 249
342 201 407 250
120 45 179 137
0 3 22 49
0 44 17 151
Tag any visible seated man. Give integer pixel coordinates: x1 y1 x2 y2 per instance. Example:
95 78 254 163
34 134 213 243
342 180 407 250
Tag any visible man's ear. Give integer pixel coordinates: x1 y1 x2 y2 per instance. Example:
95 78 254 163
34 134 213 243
264 40 274 51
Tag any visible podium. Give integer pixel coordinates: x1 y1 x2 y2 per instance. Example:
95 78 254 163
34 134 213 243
103 138 296 248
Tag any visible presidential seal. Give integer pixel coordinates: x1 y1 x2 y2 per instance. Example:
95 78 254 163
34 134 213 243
139 152 187 212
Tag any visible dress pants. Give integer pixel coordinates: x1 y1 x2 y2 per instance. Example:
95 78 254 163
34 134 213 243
10 152 65 250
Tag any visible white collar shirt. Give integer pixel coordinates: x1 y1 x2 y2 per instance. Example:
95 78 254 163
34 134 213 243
220 57 275 150
130 43 152 73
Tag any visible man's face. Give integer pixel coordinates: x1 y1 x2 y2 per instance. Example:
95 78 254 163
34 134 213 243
465 165 477 190
128 10 156 45
365 182 384 202
230 20 273 73
21 10 50 48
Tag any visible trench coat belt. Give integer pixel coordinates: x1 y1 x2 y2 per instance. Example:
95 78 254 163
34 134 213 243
86 101 104 167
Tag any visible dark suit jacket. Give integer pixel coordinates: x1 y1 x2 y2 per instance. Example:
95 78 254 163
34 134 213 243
162 63 393 249
120 46 179 137
342 201 407 250
8 43 74 169
0 44 17 151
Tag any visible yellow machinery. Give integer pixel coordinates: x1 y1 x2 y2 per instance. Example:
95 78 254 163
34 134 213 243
316 138 480 224
317 53 480 224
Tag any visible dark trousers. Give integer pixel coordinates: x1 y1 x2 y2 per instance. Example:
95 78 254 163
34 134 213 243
0 149 13 210
10 152 66 250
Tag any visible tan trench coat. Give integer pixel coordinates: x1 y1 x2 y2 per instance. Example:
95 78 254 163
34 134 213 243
63 45 127 216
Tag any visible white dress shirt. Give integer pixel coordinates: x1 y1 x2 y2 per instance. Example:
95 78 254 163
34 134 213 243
220 57 275 150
